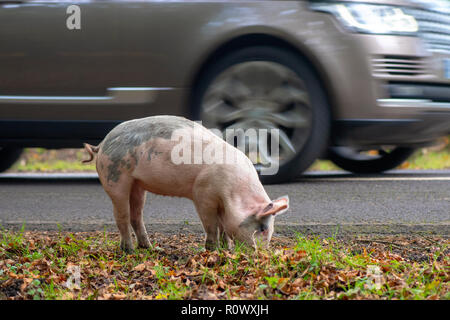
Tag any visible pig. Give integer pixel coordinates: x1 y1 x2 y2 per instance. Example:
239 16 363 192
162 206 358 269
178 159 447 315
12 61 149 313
83 115 288 252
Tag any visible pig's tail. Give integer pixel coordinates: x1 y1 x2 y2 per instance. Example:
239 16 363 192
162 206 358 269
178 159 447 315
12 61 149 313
82 143 100 163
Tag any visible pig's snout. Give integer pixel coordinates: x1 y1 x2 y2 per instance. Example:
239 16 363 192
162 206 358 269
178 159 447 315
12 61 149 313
235 195 290 249
233 224 273 249
253 226 273 248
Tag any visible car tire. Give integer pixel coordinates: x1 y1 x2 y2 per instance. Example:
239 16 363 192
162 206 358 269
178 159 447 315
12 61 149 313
191 46 330 184
0 147 23 172
328 147 415 174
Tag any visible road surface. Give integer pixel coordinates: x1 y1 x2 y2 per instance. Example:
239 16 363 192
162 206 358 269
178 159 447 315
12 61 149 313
0 171 449 237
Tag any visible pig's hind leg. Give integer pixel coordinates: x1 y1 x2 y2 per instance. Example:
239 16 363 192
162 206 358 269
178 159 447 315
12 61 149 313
129 181 151 249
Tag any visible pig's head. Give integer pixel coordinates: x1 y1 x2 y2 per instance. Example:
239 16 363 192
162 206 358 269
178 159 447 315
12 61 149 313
235 195 289 248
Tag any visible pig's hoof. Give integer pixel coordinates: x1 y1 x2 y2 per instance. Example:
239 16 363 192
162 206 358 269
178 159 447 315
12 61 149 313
120 242 134 254
138 241 151 249
205 241 218 251
219 242 233 250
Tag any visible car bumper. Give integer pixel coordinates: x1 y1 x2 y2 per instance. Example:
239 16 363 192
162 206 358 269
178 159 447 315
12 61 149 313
334 112 450 148
322 31 450 147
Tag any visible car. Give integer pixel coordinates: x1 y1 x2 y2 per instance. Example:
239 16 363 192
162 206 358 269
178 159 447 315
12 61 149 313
1 0 449 183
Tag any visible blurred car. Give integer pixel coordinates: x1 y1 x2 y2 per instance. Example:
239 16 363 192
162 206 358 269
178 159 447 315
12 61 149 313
0 0 449 183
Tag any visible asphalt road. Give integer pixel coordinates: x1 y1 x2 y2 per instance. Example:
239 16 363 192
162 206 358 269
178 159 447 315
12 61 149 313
0 170 449 237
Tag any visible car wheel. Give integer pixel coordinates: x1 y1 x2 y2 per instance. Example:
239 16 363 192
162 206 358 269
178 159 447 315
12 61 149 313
328 147 415 174
192 46 330 184
0 147 23 172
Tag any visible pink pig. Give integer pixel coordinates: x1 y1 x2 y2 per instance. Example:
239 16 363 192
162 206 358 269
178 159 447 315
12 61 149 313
83 115 289 252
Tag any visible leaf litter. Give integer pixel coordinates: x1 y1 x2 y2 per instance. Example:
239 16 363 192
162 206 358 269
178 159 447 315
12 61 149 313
0 230 448 300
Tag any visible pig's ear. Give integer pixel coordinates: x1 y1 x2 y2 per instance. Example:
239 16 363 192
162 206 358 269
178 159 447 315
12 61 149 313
257 195 289 219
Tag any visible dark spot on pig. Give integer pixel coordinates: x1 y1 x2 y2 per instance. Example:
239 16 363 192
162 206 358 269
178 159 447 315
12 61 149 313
147 147 163 162
107 159 131 183
130 150 139 166
100 116 194 183
107 162 121 183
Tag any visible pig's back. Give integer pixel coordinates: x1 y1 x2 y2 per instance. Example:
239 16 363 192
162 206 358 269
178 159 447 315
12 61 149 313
98 116 222 198
100 116 196 159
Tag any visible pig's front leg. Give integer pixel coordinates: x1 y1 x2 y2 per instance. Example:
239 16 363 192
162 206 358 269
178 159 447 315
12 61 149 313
218 223 233 250
193 173 224 250
193 200 220 250
201 214 219 251
204 222 219 251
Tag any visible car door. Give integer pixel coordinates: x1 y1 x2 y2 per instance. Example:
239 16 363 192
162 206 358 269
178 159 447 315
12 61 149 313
0 0 189 133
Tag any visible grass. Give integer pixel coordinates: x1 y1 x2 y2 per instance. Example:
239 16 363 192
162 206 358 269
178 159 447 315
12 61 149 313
7 143 450 173
310 149 450 172
13 160 96 172
0 228 448 300
402 150 450 170
308 152 450 171
9 148 96 173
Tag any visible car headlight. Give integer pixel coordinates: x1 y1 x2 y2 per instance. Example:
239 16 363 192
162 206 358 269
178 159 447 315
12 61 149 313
311 2 419 35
